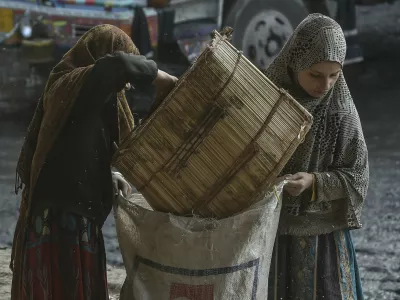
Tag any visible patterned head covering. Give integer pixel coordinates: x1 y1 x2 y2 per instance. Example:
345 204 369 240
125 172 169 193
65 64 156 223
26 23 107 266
265 14 348 108
264 14 369 236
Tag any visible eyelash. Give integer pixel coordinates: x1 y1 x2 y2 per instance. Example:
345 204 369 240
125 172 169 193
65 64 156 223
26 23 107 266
310 73 339 78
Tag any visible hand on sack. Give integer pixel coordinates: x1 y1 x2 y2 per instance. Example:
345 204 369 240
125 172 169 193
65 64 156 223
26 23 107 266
282 172 314 197
274 174 292 185
112 172 132 198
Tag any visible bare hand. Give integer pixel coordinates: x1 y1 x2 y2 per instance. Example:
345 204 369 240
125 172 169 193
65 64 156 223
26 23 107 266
283 172 313 196
274 174 292 185
112 172 132 198
152 69 178 90
151 70 178 111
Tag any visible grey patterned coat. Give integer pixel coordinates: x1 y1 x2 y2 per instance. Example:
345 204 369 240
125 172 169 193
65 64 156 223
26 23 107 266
264 14 369 236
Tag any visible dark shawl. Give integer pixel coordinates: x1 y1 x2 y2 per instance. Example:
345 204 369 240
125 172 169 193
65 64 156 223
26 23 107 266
11 24 137 299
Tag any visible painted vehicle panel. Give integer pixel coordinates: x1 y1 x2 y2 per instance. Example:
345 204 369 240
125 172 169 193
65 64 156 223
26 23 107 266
0 0 397 68
0 1 158 48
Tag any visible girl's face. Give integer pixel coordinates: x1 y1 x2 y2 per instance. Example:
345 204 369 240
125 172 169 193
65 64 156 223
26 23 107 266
297 61 342 98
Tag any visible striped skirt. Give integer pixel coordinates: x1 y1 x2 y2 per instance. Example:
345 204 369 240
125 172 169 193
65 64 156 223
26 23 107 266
268 230 364 300
20 208 109 300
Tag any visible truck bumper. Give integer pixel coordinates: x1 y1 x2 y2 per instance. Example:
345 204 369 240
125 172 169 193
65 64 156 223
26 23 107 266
20 39 56 65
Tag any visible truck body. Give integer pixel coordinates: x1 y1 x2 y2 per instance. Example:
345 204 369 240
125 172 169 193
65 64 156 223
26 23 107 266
1 0 395 68
0 0 395 121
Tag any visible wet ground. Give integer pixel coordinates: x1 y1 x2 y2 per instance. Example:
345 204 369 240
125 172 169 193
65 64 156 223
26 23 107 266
1 3 400 299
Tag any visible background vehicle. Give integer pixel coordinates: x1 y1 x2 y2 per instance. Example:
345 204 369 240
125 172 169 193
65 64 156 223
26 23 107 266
1 0 396 67
0 0 396 121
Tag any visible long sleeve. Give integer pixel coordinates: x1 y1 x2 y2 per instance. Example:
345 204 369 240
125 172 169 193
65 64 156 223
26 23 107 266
70 52 158 117
313 171 346 201
312 111 369 207
91 52 158 95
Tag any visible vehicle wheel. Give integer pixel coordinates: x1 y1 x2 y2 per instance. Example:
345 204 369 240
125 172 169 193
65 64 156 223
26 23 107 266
224 0 309 69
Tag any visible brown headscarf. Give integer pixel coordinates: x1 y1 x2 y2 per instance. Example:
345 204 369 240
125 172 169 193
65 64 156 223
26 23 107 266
11 24 137 298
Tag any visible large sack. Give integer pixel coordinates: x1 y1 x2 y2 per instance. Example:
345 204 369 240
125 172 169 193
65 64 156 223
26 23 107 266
114 183 283 300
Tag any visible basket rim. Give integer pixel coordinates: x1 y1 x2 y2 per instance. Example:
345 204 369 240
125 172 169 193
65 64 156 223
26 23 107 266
211 29 312 120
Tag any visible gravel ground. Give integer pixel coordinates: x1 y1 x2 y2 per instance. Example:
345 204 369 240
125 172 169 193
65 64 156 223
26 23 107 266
1 3 400 299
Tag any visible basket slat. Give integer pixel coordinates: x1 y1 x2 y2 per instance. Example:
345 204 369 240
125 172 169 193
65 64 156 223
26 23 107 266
113 29 313 218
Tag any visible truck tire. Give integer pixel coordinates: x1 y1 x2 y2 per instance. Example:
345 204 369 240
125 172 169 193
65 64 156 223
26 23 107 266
224 0 309 69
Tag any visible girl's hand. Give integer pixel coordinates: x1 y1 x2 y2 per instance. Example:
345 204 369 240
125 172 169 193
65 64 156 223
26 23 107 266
283 172 314 196
274 174 292 185
112 172 132 198
153 70 178 98
152 69 178 91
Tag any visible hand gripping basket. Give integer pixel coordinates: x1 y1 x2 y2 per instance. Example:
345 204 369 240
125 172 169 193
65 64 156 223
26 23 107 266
113 28 313 218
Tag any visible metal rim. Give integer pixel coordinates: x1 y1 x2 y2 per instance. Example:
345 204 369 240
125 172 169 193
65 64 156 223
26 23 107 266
241 10 294 68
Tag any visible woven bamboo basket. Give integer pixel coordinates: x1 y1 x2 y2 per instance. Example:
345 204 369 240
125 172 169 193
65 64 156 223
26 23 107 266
113 28 313 218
